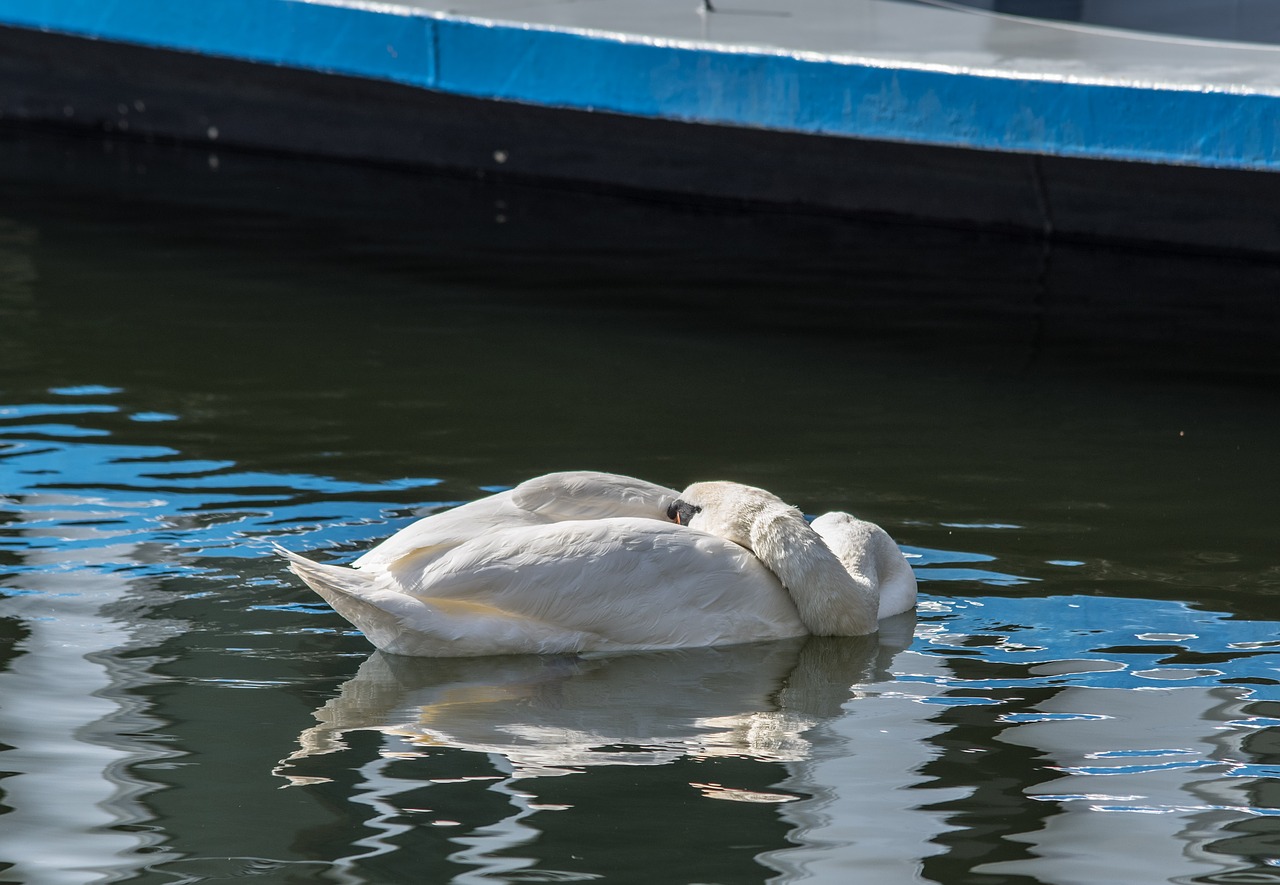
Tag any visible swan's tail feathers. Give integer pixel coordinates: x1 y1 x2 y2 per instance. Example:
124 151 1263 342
271 543 603 657
272 543 415 651
272 542 378 600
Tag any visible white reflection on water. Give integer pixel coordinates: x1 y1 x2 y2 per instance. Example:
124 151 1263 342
0 422 448 883
277 623 919 882
280 624 913 780
0 496 181 885
763 632 959 883
992 686 1276 884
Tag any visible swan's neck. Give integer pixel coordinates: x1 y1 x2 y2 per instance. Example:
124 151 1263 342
749 505 879 636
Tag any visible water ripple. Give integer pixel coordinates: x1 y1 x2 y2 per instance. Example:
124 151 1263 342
909 594 1280 698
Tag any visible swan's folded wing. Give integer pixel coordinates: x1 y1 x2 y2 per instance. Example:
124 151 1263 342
354 490 534 575
402 518 806 650
278 543 604 656
510 471 679 523
354 472 676 576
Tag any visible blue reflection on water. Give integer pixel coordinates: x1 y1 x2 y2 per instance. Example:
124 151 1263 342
0 431 445 568
48 385 125 396
912 594 1280 699
0 403 119 419
0 423 113 437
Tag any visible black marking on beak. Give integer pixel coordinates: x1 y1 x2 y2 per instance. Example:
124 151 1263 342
667 499 702 526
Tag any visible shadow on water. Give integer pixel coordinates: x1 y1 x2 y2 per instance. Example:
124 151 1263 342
1 128 1278 384
0 129 1278 884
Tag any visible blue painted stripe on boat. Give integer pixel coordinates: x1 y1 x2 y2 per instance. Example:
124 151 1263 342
432 18 1280 172
0 0 437 85
3 0 1279 172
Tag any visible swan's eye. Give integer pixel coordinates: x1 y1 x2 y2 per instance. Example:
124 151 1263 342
668 500 702 525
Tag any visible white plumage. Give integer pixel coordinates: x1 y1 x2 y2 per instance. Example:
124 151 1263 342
275 471 916 656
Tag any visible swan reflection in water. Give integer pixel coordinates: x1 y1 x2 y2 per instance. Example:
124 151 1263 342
278 614 916 783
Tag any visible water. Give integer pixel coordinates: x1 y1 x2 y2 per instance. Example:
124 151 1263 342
1 130 1278 885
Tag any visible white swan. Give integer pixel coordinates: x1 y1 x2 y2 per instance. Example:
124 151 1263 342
275 471 916 656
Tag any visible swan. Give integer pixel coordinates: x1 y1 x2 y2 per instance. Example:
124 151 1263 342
275 471 916 656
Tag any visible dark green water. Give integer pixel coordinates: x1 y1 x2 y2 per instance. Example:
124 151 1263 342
0 130 1278 884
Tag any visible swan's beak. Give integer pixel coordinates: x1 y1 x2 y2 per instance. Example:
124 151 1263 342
667 500 702 526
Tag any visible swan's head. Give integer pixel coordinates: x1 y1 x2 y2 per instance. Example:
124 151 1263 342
668 481 784 550
671 482 883 637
